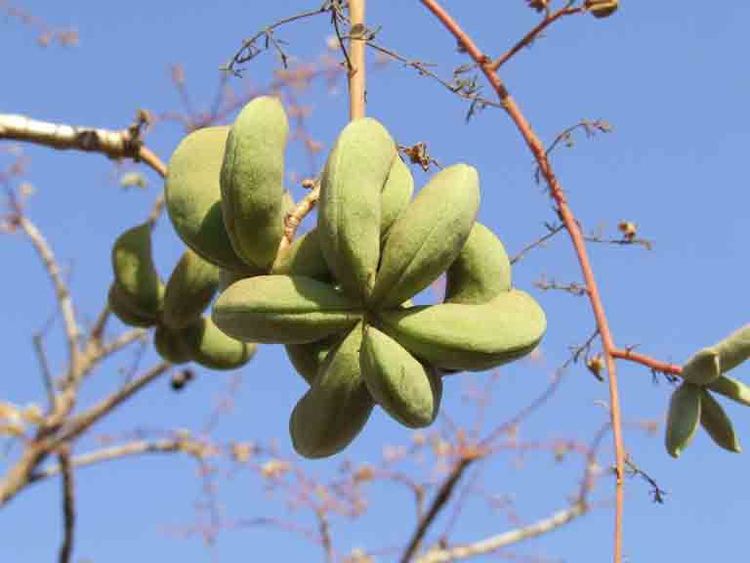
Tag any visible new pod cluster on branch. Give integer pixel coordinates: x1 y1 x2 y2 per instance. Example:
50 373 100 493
666 325 750 458
155 95 545 458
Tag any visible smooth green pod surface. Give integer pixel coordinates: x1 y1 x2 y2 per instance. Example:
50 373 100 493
681 349 722 386
290 325 374 458
700 389 741 453
713 324 750 374
271 229 331 281
154 324 192 364
183 317 255 370
163 249 219 329
285 337 336 384
108 284 158 328
445 222 511 304
165 126 251 272
221 96 289 269
380 156 414 235
379 290 546 372
212 275 362 344
217 268 250 292
361 326 441 428
318 118 396 300
707 375 750 407
370 164 480 308
665 383 702 458
112 223 163 316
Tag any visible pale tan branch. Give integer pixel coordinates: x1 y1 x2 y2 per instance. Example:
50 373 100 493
0 113 166 177
415 502 587 563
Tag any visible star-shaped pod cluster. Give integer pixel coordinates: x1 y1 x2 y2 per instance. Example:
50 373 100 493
208 114 547 458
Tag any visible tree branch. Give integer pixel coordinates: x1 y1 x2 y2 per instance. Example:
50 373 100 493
57 446 75 563
418 2 625 560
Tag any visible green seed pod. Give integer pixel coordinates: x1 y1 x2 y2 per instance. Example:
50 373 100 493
217 268 250 292
681 349 722 386
713 324 750 374
380 156 414 235
154 324 192 364
370 164 480 308
111 223 163 317
700 389 741 453
108 284 158 328
289 325 374 458
183 317 255 370
163 249 219 329
165 126 252 272
586 0 618 18
379 289 545 372
707 375 750 407
318 118 396 300
212 275 362 344
271 228 332 282
284 336 336 384
665 382 702 458
444 222 511 304
221 96 289 269
361 326 441 428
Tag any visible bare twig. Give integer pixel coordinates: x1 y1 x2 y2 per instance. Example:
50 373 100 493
510 223 565 264
58 445 75 563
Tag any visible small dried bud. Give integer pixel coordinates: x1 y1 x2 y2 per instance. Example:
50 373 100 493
586 0 619 19
260 459 290 479
231 442 255 463
587 355 605 380
527 0 549 12
618 221 637 241
353 464 375 483
301 177 316 190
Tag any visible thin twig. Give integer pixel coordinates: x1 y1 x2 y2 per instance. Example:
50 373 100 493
58 445 75 563
418 3 626 560
510 223 565 264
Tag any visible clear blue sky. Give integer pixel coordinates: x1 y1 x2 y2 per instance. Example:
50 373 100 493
2 1 749 561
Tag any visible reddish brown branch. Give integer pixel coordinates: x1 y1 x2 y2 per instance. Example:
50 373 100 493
612 349 682 376
419 2 625 560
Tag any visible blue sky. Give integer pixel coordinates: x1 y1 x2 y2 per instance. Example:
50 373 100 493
1 1 749 561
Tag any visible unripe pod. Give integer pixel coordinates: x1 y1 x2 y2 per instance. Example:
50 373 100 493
379 289 545 372
707 375 750 407
700 389 741 453
154 324 192 364
217 268 250 292
165 126 252 272
370 164 480 308
212 275 362 344
586 0 618 18
665 382 701 458
444 222 511 304
380 156 414 235
289 325 374 458
221 96 289 269
108 284 158 328
271 228 332 282
111 223 163 318
182 317 255 370
285 336 336 384
163 249 219 329
361 326 441 428
318 118 396 300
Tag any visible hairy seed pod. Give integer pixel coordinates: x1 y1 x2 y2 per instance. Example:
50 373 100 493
361 326 441 428
221 96 289 269
379 289 545 372
665 382 702 458
700 389 741 453
165 126 253 272
289 325 374 458
217 268 250 292
318 118 396 300
271 228 332 282
212 275 362 344
154 324 192 364
706 375 750 407
111 223 163 317
183 317 255 370
712 324 750 374
108 284 158 328
444 222 511 304
163 249 219 329
285 336 337 385
370 164 480 308
380 156 414 235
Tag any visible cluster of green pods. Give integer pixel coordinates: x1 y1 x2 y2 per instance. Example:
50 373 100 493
163 97 547 458
109 224 255 371
666 325 750 457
